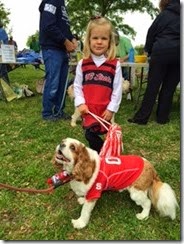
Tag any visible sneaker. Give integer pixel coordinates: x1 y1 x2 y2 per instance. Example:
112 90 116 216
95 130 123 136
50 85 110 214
42 115 59 122
156 119 170 124
127 118 147 125
55 112 71 120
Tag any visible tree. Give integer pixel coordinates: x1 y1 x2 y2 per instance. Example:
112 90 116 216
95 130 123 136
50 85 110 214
0 1 10 28
67 0 158 40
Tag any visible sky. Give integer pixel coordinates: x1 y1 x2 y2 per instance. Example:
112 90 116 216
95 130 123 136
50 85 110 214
1 0 159 51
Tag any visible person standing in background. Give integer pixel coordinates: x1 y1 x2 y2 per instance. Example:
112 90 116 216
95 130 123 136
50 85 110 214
115 31 133 63
114 30 134 79
29 36 41 69
0 20 10 84
8 36 18 51
0 20 8 44
128 0 180 125
39 0 77 121
29 36 40 53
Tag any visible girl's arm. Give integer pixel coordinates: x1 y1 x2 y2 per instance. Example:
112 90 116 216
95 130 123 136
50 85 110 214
74 60 85 107
106 60 123 113
74 60 88 114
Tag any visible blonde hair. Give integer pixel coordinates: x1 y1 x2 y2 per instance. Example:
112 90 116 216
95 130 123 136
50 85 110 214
83 17 116 60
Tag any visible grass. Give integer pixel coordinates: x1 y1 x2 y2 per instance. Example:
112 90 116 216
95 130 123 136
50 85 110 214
0 65 181 240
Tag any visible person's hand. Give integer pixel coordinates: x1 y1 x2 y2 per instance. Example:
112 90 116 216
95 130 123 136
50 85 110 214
119 56 128 63
78 104 89 115
72 38 78 49
64 39 76 52
102 110 114 121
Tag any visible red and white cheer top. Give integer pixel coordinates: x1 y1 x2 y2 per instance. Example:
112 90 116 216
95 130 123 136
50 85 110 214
81 58 118 134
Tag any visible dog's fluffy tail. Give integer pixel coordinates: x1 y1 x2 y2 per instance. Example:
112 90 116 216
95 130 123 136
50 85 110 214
149 180 178 220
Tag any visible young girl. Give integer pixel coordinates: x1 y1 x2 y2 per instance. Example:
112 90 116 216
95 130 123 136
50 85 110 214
74 17 123 153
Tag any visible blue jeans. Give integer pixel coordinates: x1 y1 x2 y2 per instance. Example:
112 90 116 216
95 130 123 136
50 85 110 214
42 49 69 118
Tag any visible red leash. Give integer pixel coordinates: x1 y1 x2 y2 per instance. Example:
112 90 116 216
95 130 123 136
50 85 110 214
0 171 72 194
0 182 54 194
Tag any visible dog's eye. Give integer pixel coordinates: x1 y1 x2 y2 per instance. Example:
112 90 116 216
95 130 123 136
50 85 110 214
60 143 66 149
70 144 75 151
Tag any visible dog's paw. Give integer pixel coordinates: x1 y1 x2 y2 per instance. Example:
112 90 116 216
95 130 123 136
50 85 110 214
136 213 149 220
71 218 86 229
77 197 85 205
70 121 77 127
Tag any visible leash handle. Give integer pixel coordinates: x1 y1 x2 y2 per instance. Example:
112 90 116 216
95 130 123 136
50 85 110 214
88 111 111 131
0 182 54 194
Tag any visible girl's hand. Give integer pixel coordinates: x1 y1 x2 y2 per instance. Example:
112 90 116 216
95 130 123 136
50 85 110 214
78 104 89 115
102 110 114 121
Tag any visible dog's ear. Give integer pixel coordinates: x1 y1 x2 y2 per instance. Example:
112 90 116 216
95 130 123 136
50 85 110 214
72 144 96 184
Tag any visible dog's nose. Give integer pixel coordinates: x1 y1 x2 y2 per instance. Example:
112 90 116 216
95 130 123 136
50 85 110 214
58 143 65 155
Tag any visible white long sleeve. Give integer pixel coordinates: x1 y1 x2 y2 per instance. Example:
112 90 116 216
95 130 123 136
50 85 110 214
74 59 85 107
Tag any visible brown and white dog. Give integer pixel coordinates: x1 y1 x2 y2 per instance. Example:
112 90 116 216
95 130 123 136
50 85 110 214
67 79 130 127
53 138 178 229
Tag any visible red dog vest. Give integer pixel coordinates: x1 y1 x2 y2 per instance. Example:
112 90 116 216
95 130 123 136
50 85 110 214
86 155 144 201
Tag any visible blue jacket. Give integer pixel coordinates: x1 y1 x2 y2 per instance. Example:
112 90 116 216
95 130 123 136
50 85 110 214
0 27 8 44
39 0 74 50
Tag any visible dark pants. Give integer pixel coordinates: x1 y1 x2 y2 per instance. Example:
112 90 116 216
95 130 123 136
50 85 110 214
133 49 180 123
0 64 10 85
122 67 129 80
85 128 104 154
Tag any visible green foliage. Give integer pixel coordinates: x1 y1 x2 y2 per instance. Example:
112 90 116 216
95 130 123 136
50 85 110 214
67 0 159 39
0 1 10 28
1 0 159 50
0 66 180 240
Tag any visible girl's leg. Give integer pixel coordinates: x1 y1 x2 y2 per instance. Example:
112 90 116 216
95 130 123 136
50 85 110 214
85 129 104 154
